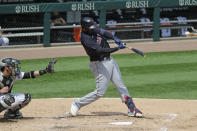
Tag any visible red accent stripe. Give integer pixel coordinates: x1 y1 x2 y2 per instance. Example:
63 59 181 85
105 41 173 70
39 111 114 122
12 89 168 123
124 96 127 102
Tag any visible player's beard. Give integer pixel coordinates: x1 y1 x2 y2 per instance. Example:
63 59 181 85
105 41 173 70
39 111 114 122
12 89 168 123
6 67 17 78
4 66 13 77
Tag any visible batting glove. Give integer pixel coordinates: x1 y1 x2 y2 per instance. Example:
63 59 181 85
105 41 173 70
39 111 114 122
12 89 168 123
118 42 126 49
114 37 123 45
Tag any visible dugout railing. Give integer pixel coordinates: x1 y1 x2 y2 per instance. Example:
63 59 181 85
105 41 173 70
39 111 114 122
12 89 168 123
1 20 195 47
0 0 197 47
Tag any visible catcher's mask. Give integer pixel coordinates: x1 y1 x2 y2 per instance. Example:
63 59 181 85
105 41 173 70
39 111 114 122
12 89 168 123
0 58 21 76
81 17 97 33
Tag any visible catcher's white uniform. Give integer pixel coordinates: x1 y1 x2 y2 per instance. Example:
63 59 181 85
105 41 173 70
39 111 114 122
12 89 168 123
0 71 31 116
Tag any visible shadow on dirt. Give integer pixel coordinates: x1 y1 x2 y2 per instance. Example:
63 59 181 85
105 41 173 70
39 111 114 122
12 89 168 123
0 117 36 122
91 112 126 116
79 112 155 120
0 118 17 122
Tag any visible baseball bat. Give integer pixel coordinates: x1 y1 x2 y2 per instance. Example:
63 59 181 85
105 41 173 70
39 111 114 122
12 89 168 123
124 44 146 57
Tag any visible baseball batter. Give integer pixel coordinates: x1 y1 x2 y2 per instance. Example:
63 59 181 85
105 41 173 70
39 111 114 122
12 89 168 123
70 17 143 117
0 58 57 119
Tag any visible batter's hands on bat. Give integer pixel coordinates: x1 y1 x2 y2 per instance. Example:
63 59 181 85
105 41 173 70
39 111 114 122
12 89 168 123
117 41 126 49
46 58 57 74
114 37 123 45
118 42 126 49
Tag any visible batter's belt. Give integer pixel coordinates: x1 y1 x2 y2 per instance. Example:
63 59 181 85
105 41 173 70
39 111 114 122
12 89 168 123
90 56 110 62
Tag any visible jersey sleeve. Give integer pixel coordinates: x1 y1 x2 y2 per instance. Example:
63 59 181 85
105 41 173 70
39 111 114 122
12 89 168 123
96 46 119 54
81 33 119 54
92 28 115 40
81 33 100 50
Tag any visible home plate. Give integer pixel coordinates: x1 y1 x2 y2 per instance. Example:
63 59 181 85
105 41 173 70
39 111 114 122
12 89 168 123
109 121 133 125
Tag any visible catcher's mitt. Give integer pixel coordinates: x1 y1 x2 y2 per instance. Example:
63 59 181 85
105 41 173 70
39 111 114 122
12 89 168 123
46 58 57 73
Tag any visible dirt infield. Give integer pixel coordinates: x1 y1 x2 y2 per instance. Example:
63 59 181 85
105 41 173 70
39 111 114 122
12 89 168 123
0 98 197 131
0 39 197 131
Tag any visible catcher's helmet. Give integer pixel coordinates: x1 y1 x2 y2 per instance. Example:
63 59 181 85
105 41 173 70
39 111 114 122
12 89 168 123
0 58 20 67
0 58 21 75
81 17 96 30
0 58 16 67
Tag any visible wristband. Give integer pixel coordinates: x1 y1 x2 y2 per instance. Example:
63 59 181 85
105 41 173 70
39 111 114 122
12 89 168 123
39 69 47 75
30 71 35 78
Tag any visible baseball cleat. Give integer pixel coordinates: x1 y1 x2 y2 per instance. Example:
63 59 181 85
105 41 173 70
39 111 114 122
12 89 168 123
70 102 79 117
124 96 143 117
128 108 143 117
4 109 23 119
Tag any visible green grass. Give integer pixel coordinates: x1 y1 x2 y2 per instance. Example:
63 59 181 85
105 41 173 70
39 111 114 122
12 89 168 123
12 50 197 100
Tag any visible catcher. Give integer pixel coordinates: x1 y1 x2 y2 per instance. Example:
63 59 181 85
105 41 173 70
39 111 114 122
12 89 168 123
0 58 57 119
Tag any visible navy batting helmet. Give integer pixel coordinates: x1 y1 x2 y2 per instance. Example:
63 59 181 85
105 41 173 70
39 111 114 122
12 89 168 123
81 17 96 30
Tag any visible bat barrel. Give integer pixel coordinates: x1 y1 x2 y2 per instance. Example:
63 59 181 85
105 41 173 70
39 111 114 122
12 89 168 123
123 43 146 57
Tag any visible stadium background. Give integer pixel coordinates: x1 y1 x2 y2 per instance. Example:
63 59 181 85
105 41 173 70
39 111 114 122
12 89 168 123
0 0 197 47
0 1 197 131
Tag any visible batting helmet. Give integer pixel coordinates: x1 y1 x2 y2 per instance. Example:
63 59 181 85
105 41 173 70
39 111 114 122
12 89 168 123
81 17 96 30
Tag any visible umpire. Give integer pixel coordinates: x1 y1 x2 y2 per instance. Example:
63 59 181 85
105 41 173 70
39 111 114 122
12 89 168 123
70 17 143 117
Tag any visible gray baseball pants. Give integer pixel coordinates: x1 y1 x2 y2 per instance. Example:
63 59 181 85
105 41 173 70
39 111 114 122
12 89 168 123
75 57 130 108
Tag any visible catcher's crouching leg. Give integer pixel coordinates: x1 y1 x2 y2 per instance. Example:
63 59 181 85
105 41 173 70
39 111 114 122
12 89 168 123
0 94 15 113
4 93 31 119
